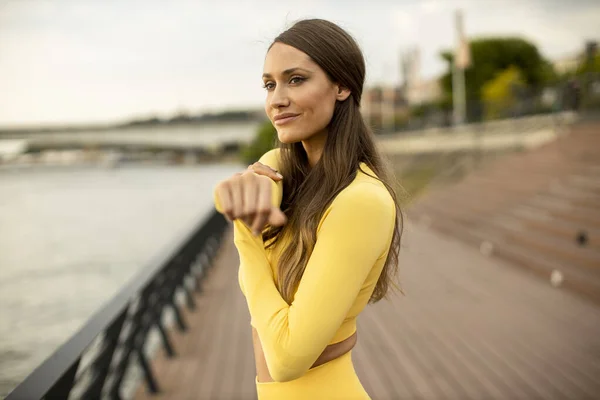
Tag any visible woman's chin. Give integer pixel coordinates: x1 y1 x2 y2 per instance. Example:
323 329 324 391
276 130 299 144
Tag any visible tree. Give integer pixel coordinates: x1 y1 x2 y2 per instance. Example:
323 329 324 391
575 52 600 110
481 66 526 119
240 120 278 164
440 37 556 121
575 53 600 76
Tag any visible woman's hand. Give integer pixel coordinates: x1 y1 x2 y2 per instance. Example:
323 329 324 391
246 161 283 181
215 163 286 235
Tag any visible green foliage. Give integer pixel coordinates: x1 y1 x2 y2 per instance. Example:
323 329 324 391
240 120 278 164
410 99 449 117
576 53 600 110
440 37 556 117
123 109 262 127
576 53 600 75
481 65 526 119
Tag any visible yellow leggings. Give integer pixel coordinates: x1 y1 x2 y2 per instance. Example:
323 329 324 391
255 351 371 399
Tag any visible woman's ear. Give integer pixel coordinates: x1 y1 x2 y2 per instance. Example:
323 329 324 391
335 85 352 102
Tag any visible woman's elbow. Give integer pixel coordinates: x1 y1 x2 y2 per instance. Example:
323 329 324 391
264 343 316 382
269 367 306 383
267 357 310 382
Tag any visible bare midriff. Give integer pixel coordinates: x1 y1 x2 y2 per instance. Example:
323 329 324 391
252 327 358 383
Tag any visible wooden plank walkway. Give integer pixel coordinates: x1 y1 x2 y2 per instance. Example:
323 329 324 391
134 220 600 400
408 120 600 305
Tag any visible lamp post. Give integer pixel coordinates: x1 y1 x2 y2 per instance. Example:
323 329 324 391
452 9 469 126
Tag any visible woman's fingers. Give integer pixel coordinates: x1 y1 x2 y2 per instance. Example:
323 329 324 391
229 174 244 220
242 172 259 227
268 208 287 227
248 162 283 181
215 182 234 221
251 176 273 235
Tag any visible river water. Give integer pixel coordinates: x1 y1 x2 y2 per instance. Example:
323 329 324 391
0 162 241 397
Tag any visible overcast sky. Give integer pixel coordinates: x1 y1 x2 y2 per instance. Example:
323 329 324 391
1 0 599 127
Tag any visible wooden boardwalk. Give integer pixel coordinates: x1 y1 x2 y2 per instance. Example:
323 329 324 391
408 120 600 306
134 220 600 400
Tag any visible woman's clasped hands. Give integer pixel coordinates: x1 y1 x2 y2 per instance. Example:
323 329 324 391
214 162 287 235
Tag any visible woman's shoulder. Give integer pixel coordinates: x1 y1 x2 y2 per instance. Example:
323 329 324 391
355 163 389 192
333 166 395 214
258 148 281 171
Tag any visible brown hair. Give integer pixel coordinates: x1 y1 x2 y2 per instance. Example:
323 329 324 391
263 19 403 304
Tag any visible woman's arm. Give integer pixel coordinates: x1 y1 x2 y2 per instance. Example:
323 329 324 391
234 182 395 382
213 149 283 296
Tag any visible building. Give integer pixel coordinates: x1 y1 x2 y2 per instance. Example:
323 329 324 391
405 77 443 106
360 86 408 131
401 47 443 106
360 46 444 131
552 53 581 75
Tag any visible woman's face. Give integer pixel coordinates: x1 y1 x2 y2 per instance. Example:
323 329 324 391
262 43 348 144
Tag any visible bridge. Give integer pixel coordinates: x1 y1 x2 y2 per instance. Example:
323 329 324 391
0 113 577 165
5 114 600 400
0 122 261 164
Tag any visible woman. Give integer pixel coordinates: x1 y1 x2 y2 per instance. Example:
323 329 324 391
213 19 403 399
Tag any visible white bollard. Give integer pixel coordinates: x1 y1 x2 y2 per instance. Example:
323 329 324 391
550 270 564 287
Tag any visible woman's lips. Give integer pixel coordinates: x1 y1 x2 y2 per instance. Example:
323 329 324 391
274 115 299 125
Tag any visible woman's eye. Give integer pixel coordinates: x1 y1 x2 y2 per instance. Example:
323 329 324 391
263 82 275 90
290 76 305 84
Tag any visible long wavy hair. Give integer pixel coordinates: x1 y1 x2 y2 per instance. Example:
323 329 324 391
262 19 403 304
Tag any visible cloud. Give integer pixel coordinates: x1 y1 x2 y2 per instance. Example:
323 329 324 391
0 0 598 125
420 0 446 14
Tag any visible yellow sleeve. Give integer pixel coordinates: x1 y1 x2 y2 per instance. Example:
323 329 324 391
233 182 395 382
212 148 283 297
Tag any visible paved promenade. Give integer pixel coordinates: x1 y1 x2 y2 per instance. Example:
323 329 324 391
134 217 600 400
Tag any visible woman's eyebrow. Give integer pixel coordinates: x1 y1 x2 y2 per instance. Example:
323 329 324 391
262 67 313 79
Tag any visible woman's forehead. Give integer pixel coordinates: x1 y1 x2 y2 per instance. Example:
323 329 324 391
263 43 316 73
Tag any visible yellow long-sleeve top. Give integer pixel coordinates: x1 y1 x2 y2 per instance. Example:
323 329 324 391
213 149 396 382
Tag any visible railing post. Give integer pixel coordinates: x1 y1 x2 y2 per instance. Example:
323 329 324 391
182 277 197 310
169 298 187 332
193 254 207 293
164 266 188 332
81 309 129 399
155 317 176 357
44 358 80 400
136 349 160 394
104 319 142 398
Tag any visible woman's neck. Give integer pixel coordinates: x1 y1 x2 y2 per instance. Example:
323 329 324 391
302 130 327 168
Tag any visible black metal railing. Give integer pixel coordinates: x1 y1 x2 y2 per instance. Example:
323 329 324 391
6 209 228 400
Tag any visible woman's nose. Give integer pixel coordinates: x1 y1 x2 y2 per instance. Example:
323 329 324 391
269 86 290 109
